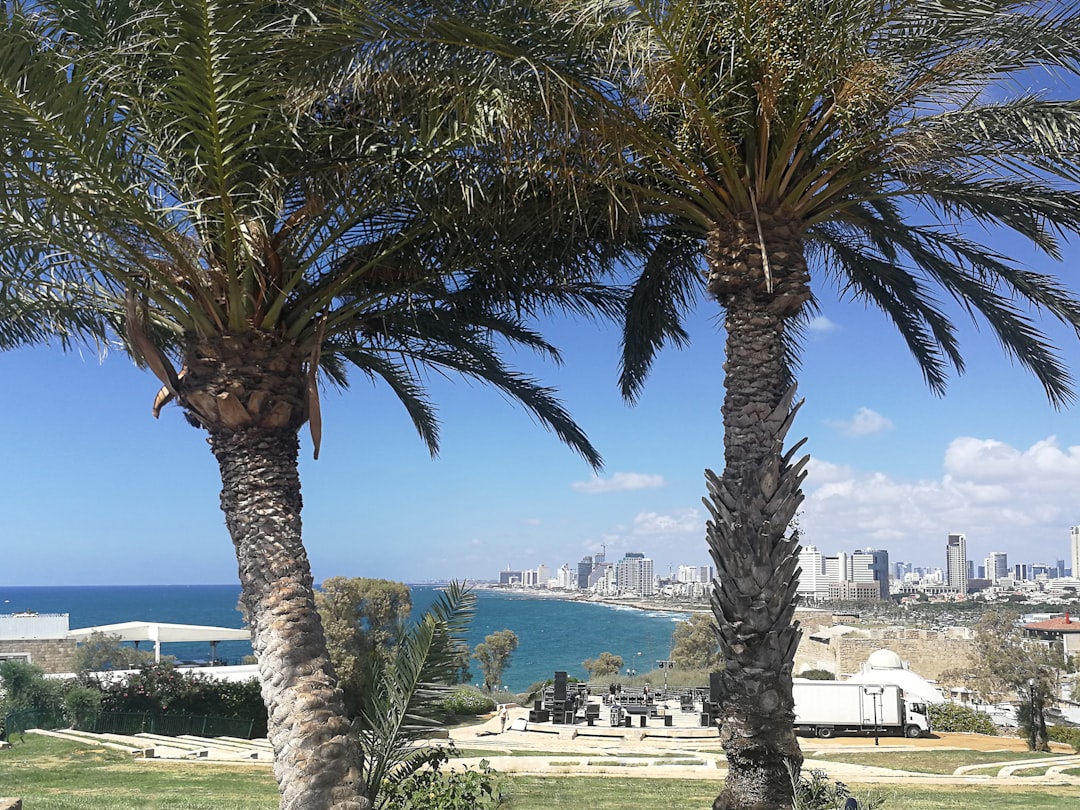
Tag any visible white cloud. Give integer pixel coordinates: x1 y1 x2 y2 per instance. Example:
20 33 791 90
632 509 702 537
521 517 542 527
828 407 894 437
572 472 665 494
807 316 839 334
799 436 1080 564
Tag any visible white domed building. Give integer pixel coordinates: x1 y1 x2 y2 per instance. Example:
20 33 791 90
843 648 944 704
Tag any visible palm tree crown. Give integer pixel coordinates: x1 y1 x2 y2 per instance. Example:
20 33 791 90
0 2 633 807
535 1 1080 807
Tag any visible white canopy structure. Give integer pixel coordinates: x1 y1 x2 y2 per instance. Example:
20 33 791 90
68 621 251 663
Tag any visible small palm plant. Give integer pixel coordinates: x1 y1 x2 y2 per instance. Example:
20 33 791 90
355 582 480 808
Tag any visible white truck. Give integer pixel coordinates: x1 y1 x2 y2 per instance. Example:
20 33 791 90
792 680 931 739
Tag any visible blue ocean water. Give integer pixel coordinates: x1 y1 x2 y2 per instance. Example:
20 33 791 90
0 584 687 692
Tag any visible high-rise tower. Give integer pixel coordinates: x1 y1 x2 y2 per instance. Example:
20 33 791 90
1071 526 1080 579
946 533 968 593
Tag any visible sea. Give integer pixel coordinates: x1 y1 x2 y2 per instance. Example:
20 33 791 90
0 584 690 692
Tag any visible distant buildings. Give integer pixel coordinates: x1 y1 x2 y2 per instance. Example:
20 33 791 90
796 546 889 601
496 523 1080 602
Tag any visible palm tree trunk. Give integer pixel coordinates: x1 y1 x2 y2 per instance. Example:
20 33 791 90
705 213 811 810
210 426 369 810
180 332 369 810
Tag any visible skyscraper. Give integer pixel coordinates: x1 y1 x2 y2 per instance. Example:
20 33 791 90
577 556 594 590
985 551 1009 582
946 533 968 593
1071 526 1080 579
850 548 890 599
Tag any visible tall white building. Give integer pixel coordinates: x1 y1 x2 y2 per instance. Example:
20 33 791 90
796 545 829 600
946 533 968 593
1071 526 1080 579
615 552 655 596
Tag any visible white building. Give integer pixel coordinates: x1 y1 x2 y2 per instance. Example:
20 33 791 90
1071 526 1080 579
946 533 968 594
796 545 830 601
615 552 654 597
556 564 577 590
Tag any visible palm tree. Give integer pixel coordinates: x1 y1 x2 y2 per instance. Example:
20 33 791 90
523 1 1080 806
0 2 627 806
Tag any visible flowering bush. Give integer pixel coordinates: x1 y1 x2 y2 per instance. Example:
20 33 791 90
84 664 267 735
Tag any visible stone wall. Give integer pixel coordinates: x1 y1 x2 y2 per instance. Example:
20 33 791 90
0 638 77 674
793 626 975 681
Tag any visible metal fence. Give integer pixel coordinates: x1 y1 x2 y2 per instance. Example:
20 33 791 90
3 708 254 740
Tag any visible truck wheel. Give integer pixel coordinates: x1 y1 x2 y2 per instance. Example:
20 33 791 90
816 727 834 739
905 725 922 739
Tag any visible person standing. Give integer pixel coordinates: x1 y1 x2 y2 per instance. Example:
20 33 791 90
498 704 508 733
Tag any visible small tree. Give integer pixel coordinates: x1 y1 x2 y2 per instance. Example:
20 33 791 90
315 578 412 718
951 609 1062 751
73 631 157 672
671 613 723 671
582 651 623 680
473 630 519 691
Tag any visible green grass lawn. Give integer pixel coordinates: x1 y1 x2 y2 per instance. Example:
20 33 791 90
499 778 1080 809
808 749 1072 775
3 734 1080 809
0 735 279 810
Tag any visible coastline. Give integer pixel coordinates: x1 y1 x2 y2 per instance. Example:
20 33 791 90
476 584 708 616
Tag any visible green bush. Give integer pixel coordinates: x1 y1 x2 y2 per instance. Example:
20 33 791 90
382 758 502 809
927 702 998 735
799 669 836 680
1048 724 1080 752
432 687 496 718
794 768 884 810
63 685 102 729
82 664 267 736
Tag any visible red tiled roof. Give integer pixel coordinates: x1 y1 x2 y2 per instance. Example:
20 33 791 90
1024 617 1080 633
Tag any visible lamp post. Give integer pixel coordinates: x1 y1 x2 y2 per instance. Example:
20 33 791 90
1028 678 1037 751
864 686 883 747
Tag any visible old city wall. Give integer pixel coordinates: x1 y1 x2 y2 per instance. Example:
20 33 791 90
793 626 975 681
0 639 77 674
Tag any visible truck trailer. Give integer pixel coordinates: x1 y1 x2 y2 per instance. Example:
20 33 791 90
792 679 930 739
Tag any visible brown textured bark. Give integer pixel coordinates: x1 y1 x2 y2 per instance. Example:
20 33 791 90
180 332 369 810
705 211 810 810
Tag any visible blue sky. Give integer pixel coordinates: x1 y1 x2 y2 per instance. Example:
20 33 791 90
4 229 1080 587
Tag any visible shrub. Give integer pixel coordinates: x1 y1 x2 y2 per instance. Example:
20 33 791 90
382 757 502 809
1048 724 1080 752
927 702 998 735
799 669 836 680
63 685 102 729
432 687 495 718
82 664 267 735
793 768 885 810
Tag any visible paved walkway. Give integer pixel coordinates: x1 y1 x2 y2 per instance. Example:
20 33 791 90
445 705 1080 787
